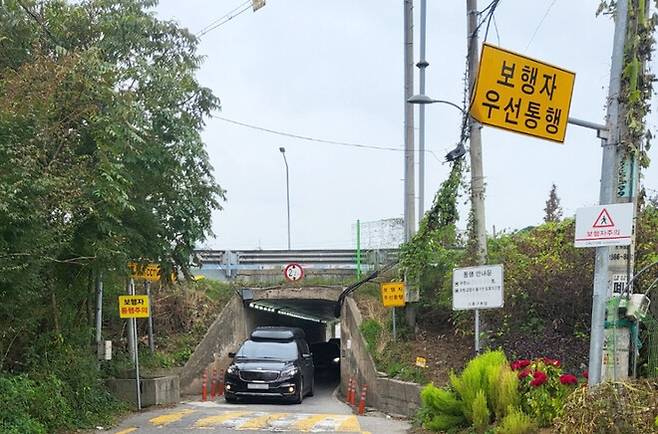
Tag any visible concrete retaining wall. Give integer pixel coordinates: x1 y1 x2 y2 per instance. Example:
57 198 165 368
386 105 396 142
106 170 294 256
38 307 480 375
107 376 179 407
340 297 422 417
179 294 249 394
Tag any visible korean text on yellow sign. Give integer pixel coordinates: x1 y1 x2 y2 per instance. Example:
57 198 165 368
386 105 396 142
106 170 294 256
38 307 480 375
119 295 150 318
380 282 406 308
128 262 162 282
470 43 575 143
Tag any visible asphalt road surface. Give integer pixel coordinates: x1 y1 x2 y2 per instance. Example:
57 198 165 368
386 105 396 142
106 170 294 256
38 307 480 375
107 371 410 434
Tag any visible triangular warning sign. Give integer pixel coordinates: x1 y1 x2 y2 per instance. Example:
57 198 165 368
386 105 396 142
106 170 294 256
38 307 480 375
593 208 615 228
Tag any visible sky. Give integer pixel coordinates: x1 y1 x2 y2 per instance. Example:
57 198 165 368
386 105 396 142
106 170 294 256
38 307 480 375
155 0 658 250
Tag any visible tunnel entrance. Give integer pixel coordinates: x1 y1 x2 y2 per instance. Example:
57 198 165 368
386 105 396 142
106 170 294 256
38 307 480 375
244 299 341 398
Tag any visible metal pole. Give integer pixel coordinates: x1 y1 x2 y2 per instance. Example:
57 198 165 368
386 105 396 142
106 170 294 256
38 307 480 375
403 0 417 329
588 0 627 387
466 0 487 265
403 0 415 241
475 309 480 354
146 281 155 353
127 278 136 364
281 149 291 250
392 307 397 341
94 271 103 362
356 219 361 280
133 316 141 410
417 0 428 223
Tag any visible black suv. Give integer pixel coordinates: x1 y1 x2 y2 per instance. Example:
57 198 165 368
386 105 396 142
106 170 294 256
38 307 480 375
224 327 315 403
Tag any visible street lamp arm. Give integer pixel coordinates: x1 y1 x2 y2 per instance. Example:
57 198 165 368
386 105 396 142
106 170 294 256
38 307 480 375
407 94 465 115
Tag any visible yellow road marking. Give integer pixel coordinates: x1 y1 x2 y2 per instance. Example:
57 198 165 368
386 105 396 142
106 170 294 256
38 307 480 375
194 411 251 427
291 413 335 431
337 415 361 432
236 412 288 430
149 409 196 426
115 428 137 434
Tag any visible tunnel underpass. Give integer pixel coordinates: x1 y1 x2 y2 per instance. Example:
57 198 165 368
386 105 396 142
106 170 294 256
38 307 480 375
244 298 342 399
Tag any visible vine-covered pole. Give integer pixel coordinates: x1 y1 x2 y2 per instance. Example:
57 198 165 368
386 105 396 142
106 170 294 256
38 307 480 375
466 0 487 268
589 0 629 387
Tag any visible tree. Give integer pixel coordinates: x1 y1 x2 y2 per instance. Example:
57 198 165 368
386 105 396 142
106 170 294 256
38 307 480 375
543 184 563 223
0 0 223 369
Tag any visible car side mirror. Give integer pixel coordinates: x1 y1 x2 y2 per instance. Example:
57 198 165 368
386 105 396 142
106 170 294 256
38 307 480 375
228 352 236 358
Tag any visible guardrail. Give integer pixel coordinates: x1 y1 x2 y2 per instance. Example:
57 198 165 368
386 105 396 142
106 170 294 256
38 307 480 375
192 249 399 282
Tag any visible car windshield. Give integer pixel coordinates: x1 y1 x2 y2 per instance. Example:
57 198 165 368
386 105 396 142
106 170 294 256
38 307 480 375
236 340 298 361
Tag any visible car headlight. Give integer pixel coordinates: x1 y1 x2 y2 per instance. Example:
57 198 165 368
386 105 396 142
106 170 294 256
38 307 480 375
280 366 299 378
333 357 340 363
226 365 239 375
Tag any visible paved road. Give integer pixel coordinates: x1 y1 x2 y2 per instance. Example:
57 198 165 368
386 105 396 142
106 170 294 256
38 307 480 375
108 372 409 434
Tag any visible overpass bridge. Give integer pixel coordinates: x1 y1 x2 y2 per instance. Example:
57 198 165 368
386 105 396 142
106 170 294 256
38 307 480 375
191 248 398 282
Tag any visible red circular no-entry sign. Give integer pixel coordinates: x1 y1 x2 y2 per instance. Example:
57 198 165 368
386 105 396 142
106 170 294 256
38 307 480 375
283 263 304 282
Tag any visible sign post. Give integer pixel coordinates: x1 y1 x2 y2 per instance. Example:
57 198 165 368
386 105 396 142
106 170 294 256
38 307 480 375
119 294 150 410
452 265 504 354
470 44 576 143
380 282 406 341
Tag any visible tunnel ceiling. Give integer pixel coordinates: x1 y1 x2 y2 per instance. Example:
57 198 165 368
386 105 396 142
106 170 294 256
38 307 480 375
248 299 339 324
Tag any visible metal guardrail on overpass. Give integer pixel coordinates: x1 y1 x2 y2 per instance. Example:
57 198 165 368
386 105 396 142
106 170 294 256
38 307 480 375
192 249 399 282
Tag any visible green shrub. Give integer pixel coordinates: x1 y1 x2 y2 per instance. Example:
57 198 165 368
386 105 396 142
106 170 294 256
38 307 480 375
419 384 466 431
360 319 383 352
489 364 519 419
450 350 507 423
472 389 490 433
496 406 537 434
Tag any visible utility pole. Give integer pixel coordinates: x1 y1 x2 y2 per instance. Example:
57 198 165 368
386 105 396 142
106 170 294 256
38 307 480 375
417 0 428 223
587 0 626 387
466 0 487 266
403 0 417 328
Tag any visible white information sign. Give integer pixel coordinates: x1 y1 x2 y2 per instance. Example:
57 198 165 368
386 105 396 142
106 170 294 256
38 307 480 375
574 203 633 248
452 264 504 310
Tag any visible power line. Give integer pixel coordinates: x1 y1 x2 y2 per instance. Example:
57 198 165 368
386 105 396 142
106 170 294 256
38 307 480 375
525 0 558 51
196 1 252 38
211 115 445 162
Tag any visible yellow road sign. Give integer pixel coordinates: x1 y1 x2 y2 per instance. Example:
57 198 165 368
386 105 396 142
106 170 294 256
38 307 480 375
380 282 406 308
471 43 575 143
119 295 150 318
128 262 163 282
415 356 427 368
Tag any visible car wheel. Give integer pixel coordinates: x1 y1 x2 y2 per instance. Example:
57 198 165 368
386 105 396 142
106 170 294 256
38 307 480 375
295 378 304 404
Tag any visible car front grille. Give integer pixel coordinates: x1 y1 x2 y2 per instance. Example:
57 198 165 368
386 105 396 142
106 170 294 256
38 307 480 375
239 370 279 382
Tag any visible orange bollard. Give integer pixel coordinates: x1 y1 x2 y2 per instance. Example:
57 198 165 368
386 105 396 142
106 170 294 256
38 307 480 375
345 378 352 404
217 369 225 397
358 384 368 415
201 368 208 401
210 367 217 399
349 380 357 406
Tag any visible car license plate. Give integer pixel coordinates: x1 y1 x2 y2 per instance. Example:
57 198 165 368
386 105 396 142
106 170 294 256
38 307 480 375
247 383 269 390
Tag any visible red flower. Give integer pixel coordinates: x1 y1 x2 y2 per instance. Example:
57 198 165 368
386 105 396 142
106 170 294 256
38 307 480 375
559 374 578 385
582 370 588 379
511 359 531 370
530 370 548 387
518 368 531 379
542 357 561 367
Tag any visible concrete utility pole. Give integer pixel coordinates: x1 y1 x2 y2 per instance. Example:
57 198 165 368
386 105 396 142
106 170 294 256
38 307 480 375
94 271 103 363
466 0 487 266
417 0 428 223
403 0 415 242
403 0 417 328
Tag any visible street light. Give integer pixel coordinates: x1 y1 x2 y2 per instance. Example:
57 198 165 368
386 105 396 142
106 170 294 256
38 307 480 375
407 95 467 162
279 147 291 250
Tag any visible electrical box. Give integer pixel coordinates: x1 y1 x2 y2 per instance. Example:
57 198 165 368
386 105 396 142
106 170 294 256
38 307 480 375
626 294 650 321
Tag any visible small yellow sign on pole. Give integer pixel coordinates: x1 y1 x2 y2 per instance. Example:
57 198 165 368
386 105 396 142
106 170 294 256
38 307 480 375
118 295 150 318
415 356 427 368
128 262 162 282
380 282 406 307
471 43 576 143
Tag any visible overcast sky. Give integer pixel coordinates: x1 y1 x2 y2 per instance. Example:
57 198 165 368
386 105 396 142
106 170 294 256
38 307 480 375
155 0 658 250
